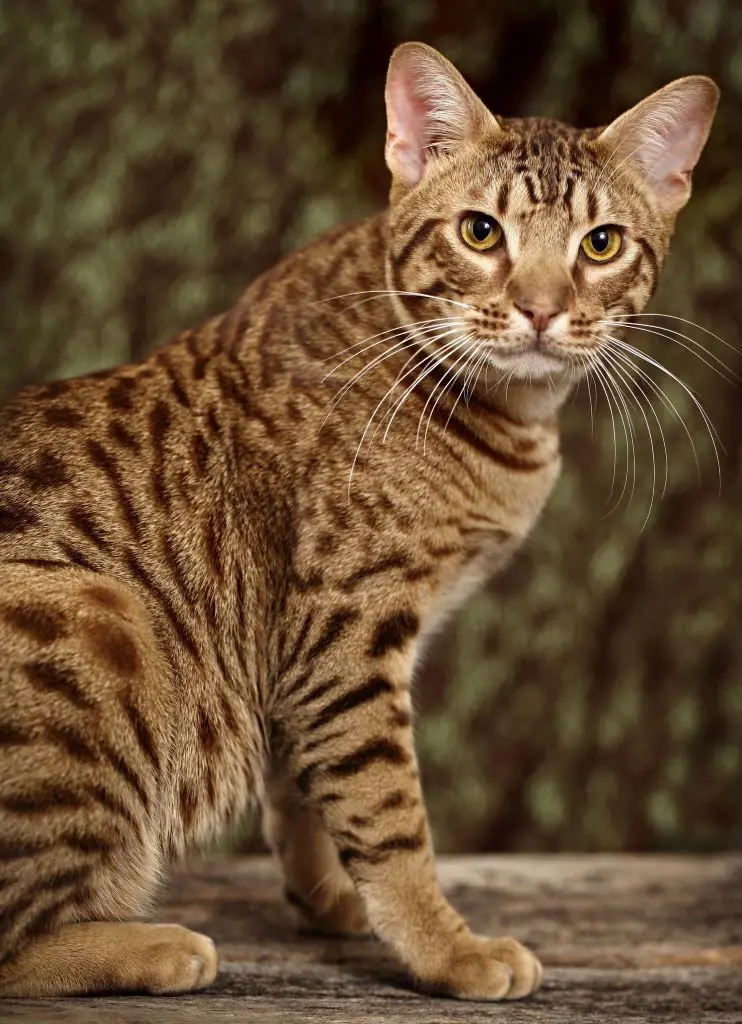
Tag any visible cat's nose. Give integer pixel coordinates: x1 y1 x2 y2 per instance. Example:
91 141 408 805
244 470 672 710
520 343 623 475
513 299 564 333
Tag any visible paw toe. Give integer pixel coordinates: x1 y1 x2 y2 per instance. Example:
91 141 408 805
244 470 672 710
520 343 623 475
476 935 542 1000
143 926 218 994
426 933 541 1001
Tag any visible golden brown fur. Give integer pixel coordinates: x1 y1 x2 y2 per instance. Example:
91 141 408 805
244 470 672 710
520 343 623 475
0 43 717 1000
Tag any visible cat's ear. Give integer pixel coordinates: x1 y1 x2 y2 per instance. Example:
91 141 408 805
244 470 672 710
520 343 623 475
385 42 497 189
596 76 719 214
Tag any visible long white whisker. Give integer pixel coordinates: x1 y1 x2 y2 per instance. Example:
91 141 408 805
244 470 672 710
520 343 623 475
600 319 739 384
580 351 619 502
313 289 474 311
443 342 487 436
326 321 465 419
604 339 704 483
349 332 472 492
420 336 476 451
323 317 464 379
351 335 475 494
594 348 638 509
599 344 670 501
599 347 661 529
322 315 464 369
377 334 472 445
583 352 596 436
604 312 739 355
608 336 724 490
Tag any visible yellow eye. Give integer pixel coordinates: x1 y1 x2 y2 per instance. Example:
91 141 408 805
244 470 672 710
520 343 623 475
460 212 502 252
581 225 623 262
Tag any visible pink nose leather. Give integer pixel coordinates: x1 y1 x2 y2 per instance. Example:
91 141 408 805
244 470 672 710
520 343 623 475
514 301 562 333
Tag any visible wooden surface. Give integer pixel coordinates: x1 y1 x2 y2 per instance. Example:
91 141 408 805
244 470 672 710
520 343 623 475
1 855 740 1023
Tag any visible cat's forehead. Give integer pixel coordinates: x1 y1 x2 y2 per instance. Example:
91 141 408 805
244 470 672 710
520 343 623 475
442 118 634 227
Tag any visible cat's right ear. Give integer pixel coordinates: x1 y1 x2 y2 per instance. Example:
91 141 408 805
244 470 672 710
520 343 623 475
385 42 496 191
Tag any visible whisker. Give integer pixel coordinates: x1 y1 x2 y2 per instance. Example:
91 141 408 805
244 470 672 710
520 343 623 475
603 339 704 484
580 351 620 504
598 346 664 529
607 335 724 490
593 348 638 509
323 317 464 379
604 312 739 355
377 334 471 444
599 344 670 501
419 336 477 451
428 340 484 449
443 342 487 434
322 315 464 369
600 319 739 384
325 321 465 420
313 289 474 312
349 333 472 492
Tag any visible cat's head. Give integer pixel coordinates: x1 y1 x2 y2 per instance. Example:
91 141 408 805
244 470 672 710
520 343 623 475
384 43 718 382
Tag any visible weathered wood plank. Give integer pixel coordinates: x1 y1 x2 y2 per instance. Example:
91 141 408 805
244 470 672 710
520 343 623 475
2 856 740 1023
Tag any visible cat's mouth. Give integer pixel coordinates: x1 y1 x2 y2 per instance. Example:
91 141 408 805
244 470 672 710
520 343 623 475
484 337 571 378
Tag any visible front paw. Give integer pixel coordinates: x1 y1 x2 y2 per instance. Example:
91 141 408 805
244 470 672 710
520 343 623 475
285 884 371 938
422 934 542 1001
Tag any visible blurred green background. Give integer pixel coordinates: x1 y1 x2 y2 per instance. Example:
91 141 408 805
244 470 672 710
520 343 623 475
1 1 740 853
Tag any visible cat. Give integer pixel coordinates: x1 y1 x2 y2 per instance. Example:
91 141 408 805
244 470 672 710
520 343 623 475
0 41 717 1001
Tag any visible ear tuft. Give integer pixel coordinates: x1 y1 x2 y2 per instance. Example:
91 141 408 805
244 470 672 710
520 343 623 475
597 76 719 214
385 42 496 190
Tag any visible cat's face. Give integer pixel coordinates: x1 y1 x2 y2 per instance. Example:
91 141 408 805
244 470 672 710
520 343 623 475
384 44 718 383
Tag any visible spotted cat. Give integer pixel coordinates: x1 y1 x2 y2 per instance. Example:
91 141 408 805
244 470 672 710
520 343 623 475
0 43 717 1000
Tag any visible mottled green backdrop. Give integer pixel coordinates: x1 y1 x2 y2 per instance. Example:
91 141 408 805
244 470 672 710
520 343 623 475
1 1 740 852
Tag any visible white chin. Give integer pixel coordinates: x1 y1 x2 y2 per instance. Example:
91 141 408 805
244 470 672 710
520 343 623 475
486 349 567 381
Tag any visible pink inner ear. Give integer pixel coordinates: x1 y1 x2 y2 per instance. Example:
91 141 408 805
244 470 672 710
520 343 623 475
385 72 431 187
649 121 707 193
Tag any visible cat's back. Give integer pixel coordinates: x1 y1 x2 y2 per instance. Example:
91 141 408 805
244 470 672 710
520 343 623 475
0 320 260 591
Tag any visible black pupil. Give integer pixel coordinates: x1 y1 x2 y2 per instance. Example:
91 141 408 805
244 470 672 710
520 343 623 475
472 216 493 242
591 228 610 252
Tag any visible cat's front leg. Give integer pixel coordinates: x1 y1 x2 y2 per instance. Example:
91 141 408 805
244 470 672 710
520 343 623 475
285 660 542 1001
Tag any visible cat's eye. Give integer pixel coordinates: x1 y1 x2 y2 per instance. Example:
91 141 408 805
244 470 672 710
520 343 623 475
460 213 503 252
581 225 623 263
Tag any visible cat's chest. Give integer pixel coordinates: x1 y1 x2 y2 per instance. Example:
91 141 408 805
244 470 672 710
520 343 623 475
413 446 562 641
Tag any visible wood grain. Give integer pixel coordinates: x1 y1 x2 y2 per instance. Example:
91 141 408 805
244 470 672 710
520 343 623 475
2 855 740 1023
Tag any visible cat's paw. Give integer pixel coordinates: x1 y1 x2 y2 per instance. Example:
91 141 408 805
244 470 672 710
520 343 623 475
285 884 371 937
423 934 542 1001
139 924 219 994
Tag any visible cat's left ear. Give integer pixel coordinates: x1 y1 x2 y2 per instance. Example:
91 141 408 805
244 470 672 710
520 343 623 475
596 76 720 214
385 42 497 190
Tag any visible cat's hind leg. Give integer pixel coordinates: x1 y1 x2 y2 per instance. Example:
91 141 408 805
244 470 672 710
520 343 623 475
263 772 370 936
0 565 216 996
0 922 217 998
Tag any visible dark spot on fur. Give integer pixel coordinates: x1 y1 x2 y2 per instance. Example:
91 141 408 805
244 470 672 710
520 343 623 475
107 377 136 412
25 451 71 490
82 585 125 613
198 708 218 752
3 603 68 643
369 611 419 659
87 620 140 677
0 500 39 534
44 406 84 428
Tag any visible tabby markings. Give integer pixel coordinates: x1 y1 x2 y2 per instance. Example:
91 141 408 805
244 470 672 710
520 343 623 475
306 675 395 733
0 500 38 534
2 604 68 644
86 440 143 541
23 661 96 711
304 609 359 665
369 611 419 658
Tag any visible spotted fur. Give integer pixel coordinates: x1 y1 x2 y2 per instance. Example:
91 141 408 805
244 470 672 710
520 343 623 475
0 43 716 1000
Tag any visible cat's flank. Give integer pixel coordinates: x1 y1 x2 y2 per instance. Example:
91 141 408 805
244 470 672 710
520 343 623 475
0 43 717 1001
